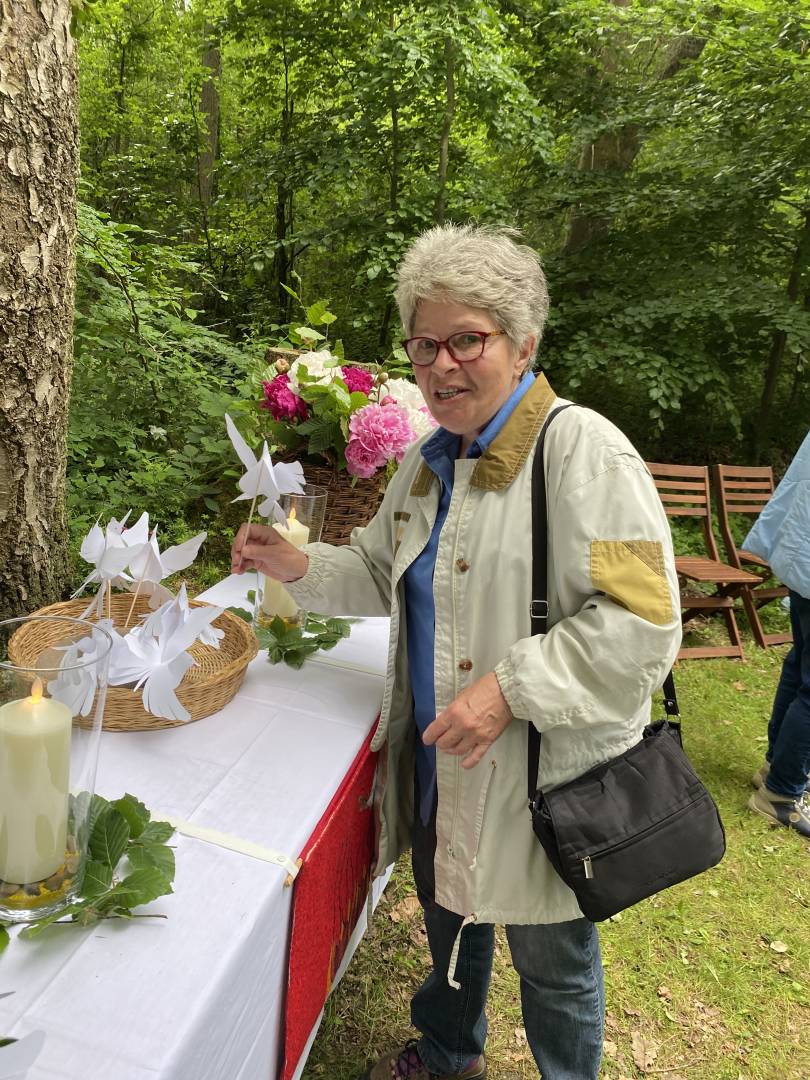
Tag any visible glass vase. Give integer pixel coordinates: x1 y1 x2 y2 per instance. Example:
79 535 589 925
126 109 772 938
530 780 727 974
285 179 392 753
0 615 113 922
256 483 328 630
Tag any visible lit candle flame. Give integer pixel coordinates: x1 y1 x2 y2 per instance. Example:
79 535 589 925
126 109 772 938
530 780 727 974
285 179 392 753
288 507 298 522
30 677 44 704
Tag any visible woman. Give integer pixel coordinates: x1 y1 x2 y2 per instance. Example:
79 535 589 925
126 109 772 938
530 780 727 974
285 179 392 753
232 225 682 1080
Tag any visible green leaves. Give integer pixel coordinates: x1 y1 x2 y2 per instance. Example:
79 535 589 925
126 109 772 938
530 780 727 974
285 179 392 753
253 613 355 669
13 793 176 942
0 925 8 953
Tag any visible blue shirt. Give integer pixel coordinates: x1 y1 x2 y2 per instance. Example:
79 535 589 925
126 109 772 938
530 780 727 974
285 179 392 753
743 429 810 598
404 370 536 824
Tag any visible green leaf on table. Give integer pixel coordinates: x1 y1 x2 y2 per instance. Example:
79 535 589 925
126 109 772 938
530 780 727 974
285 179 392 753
112 794 149 838
89 808 130 869
99 867 172 911
139 819 175 844
128 842 176 881
261 615 355 668
18 904 87 939
228 606 253 623
82 859 113 899
86 793 111 835
0 926 8 953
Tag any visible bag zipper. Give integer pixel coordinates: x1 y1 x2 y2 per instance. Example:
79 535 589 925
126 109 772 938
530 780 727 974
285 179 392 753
576 797 701 880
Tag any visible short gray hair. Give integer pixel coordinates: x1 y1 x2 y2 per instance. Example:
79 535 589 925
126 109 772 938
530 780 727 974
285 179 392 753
394 223 549 361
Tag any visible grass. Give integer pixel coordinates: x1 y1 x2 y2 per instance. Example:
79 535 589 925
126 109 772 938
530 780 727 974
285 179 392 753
302 614 810 1080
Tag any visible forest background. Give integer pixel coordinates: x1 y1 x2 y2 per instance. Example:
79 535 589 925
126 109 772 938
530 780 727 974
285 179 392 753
55 0 810 576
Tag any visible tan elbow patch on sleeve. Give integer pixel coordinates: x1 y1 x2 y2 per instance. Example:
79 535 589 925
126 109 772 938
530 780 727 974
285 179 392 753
590 540 673 626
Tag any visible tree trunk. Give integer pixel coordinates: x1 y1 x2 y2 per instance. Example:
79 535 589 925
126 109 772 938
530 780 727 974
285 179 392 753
564 10 706 255
272 38 294 322
0 0 78 621
197 31 221 210
433 35 455 226
752 209 810 462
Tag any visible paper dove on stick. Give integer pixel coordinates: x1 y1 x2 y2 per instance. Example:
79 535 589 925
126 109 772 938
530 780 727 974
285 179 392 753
108 586 224 723
225 413 305 524
126 527 207 608
73 513 149 618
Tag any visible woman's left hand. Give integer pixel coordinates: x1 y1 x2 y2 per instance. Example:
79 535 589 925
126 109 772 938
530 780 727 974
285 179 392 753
423 673 513 770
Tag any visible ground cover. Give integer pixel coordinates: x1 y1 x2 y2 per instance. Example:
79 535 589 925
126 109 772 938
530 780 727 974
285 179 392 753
302 629 809 1080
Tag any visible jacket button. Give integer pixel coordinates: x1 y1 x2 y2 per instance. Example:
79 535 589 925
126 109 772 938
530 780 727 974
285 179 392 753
458 659 473 671
456 558 470 572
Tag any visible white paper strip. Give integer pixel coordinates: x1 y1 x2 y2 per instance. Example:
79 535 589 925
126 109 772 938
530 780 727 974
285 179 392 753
0 1030 46 1078
157 814 300 879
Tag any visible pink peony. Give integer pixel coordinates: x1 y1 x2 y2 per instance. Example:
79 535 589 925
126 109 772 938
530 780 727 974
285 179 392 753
261 374 309 422
341 366 375 395
345 402 416 477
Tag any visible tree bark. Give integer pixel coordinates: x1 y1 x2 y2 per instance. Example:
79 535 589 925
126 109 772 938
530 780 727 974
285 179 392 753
0 0 78 620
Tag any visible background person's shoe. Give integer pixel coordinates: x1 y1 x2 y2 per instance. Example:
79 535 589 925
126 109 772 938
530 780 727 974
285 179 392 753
751 762 810 794
359 1039 486 1080
748 787 810 838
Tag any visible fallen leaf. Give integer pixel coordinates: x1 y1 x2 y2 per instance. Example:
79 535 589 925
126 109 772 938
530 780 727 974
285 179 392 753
388 895 421 923
631 1029 659 1071
513 1026 527 1044
778 959 791 973
623 1006 641 1018
770 940 789 953
656 984 672 1000
603 1039 618 1059
733 680 745 690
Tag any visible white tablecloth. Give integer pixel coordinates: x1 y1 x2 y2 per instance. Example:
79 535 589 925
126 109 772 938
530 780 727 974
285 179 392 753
0 577 389 1080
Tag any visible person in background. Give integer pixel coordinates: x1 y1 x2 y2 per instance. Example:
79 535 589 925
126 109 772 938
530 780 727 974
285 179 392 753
745 429 810 838
232 224 681 1080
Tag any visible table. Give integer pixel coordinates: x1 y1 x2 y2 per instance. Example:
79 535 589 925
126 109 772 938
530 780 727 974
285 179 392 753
0 576 390 1080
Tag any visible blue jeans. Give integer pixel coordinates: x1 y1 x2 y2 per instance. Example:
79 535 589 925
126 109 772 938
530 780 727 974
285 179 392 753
410 805 605 1079
766 590 810 799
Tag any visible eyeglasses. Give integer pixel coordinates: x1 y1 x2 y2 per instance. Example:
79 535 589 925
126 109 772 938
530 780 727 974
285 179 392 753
401 330 505 366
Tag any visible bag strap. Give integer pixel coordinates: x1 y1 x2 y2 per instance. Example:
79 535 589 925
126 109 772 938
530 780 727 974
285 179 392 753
527 405 679 803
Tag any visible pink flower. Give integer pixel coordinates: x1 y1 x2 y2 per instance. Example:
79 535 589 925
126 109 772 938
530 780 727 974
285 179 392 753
261 374 309 422
345 402 415 477
341 366 375 395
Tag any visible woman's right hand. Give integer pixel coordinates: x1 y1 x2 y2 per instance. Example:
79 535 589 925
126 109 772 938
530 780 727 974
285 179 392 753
231 523 309 583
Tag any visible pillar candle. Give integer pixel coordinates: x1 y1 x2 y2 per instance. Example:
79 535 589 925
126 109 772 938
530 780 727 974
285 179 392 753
260 511 310 619
0 681 72 885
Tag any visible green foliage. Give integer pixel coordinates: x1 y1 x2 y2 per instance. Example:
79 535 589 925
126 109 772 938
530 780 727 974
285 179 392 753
12 793 175 941
238 611 357 668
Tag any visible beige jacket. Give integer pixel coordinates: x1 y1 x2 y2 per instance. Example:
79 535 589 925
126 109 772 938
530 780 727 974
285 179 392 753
287 375 681 925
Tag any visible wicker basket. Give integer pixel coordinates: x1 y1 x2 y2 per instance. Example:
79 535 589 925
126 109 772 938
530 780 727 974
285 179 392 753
304 464 384 545
7 595 258 732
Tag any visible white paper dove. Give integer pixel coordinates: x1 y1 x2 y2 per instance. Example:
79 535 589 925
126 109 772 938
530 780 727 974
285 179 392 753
73 513 150 618
126 528 207 609
47 621 120 717
108 587 224 723
225 413 305 523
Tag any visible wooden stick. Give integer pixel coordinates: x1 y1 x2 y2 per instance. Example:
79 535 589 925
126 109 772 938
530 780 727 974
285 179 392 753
106 580 112 622
124 573 146 629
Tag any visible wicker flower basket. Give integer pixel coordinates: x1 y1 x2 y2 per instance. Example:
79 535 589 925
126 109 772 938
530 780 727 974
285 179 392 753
303 464 385 545
7 595 258 732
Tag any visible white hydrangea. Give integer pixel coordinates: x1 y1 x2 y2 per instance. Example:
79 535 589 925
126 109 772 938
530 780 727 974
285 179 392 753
385 378 438 438
287 349 339 394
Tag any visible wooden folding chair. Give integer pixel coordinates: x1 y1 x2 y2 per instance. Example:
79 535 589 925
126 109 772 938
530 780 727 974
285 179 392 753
646 463 761 660
713 464 792 649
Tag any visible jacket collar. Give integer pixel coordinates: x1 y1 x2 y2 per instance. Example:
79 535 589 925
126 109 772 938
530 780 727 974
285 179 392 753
408 373 557 496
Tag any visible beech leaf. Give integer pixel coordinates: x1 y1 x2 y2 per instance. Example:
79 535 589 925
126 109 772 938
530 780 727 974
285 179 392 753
128 842 176 881
89 808 130 868
82 859 113 899
99 867 172 911
111 794 150 838
139 819 175 844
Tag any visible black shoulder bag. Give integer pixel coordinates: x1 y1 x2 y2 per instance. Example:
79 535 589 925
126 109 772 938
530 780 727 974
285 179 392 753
527 407 726 922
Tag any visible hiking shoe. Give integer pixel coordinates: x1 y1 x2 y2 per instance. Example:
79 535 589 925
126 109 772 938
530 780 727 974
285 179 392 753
358 1039 486 1080
751 762 810 794
748 787 810 838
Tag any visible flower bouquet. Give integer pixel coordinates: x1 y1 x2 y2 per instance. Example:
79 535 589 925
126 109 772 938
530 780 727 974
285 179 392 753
259 350 436 542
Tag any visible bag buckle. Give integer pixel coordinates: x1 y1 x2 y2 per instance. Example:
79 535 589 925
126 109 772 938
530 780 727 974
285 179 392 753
529 600 548 621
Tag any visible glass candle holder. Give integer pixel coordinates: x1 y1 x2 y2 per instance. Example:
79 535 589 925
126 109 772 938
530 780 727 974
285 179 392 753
0 616 113 922
256 483 328 630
